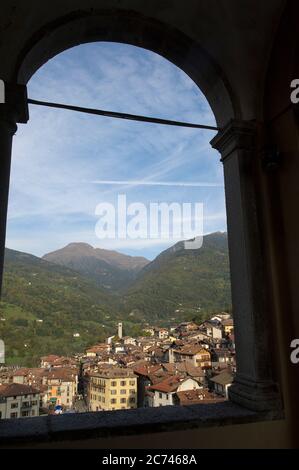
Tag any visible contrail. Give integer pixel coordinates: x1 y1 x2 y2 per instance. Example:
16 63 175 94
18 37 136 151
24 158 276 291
91 180 224 188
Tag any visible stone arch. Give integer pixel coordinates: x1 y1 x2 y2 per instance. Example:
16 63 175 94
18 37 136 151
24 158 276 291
0 6 282 415
13 9 238 127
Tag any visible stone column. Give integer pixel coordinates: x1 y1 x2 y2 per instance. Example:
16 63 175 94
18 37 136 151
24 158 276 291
0 84 28 296
211 120 281 412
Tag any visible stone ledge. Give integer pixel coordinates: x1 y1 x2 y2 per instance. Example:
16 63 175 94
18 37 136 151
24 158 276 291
0 402 283 446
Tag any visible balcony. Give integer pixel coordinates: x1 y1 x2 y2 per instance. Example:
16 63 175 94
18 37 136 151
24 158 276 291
92 384 105 392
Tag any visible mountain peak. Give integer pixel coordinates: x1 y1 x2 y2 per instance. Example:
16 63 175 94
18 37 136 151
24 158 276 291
65 242 94 249
42 242 150 290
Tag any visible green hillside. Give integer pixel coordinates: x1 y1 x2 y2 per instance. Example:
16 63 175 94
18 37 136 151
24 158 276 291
0 233 231 366
122 232 231 324
0 249 122 366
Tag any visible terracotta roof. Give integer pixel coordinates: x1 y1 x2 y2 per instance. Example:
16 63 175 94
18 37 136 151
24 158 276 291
40 355 60 362
148 375 185 393
52 357 78 366
133 364 162 378
0 383 40 397
210 371 233 385
12 368 29 376
86 345 108 353
30 368 49 377
13 367 48 377
148 371 169 384
174 344 210 356
175 388 226 405
46 368 78 381
90 367 136 379
162 362 205 377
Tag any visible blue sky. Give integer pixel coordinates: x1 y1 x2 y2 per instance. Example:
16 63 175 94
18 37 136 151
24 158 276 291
6 42 226 260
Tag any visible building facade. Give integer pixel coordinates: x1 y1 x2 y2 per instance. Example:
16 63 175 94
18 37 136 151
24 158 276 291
148 376 201 407
44 368 78 408
88 368 137 411
0 383 40 419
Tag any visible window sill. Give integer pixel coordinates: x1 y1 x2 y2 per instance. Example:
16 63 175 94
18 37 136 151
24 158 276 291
0 401 283 446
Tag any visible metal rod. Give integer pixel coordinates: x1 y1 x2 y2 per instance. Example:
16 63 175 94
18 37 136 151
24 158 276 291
27 98 220 131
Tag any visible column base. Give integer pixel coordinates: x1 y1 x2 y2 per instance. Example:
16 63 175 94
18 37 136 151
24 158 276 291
228 375 282 412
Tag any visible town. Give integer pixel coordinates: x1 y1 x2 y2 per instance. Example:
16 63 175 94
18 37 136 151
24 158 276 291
0 314 234 419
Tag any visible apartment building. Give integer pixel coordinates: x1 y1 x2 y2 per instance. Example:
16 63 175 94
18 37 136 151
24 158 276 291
85 344 110 357
40 355 60 368
44 368 78 408
173 345 211 368
154 328 169 340
147 376 201 407
88 368 137 411
0 383 40 419
12 367 47 387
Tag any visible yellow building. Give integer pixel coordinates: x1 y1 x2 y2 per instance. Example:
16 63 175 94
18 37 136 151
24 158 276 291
88 368 137 411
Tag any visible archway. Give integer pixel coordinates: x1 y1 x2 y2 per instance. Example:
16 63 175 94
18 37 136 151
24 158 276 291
0 8 281 415
13 10 237 127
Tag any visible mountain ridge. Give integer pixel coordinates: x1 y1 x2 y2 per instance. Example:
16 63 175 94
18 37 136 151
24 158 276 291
0 232 231 365
43 242 150 290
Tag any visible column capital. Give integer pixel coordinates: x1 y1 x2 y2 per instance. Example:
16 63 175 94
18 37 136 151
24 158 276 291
0 83 28 125
210 119 256 162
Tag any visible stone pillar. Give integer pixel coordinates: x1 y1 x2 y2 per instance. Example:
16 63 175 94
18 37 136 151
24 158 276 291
211 120 281 412
0 84 28 296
